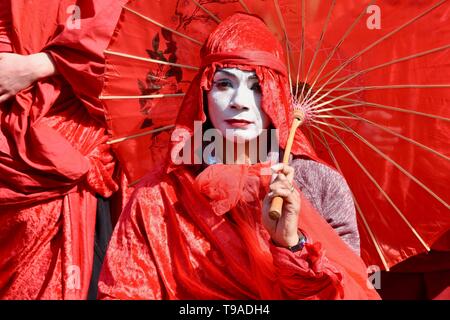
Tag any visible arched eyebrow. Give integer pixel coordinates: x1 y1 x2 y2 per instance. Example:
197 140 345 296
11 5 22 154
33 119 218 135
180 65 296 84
215 69 258 81
215 69 236 79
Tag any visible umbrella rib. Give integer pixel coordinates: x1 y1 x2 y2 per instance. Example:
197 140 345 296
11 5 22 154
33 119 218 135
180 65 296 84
306 45 450 106
100 93 185 100
311 122 431 252
312 129 390 270
317 96 450 122
328 116 449 210
305 0 447 107
313 120 353 132
104 50 200 70
273 0 293 94
314 103 364 113
352 198 391 271
107 125 175 145
238 0 251 13
307 84 450 113
298 0 336 101
302 0 375 104
190 0 221 24
314 114 356 120
336 108 450 162
313 130 340 170
316 0 447 85
294 0 306 98
327 43 450 86
305 126 317 150
274 0 293 95
322 84 450 92
123 6 203 46
308 89 365 111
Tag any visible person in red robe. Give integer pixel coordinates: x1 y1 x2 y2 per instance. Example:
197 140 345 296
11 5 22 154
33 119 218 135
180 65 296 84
0 0 126 299
98 13 380 300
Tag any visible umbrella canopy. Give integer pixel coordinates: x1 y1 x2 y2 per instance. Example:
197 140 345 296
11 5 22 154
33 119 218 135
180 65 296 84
100 0 450 270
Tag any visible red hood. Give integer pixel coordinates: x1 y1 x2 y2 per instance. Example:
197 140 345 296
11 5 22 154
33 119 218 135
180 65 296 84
169 13 319 170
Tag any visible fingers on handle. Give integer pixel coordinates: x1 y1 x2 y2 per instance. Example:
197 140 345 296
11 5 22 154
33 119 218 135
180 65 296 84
271 163 294 183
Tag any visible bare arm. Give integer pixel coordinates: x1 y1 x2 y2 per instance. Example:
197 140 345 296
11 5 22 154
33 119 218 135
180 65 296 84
0 52 56 103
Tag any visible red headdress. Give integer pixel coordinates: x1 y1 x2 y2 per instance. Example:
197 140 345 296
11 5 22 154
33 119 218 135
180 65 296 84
170 13 319 167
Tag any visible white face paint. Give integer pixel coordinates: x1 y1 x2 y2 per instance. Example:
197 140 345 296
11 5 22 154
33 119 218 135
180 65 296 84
206 68 271 143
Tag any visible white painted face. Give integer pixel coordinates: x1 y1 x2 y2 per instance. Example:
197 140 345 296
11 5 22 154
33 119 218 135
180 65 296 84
206 68 271 143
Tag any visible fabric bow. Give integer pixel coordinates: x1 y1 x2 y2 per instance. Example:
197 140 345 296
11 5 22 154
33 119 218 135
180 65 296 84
194 162 272 216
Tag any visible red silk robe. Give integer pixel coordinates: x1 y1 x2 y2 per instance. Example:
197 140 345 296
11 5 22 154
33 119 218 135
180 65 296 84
98 163 380 300
0 0 125 299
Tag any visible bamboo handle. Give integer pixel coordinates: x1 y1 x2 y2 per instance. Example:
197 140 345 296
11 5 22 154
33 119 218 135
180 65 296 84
269 116 302 220
269 196 284 220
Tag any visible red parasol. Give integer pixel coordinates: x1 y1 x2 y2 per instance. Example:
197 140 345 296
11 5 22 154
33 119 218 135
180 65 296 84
100 0 450 271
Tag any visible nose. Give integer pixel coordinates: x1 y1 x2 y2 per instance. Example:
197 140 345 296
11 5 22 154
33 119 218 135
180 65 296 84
230 86 252 111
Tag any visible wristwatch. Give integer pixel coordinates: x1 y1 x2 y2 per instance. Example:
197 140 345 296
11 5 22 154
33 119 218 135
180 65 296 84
287 233 307 253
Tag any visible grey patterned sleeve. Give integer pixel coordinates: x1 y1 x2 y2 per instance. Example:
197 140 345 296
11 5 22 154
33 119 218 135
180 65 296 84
291 158 360 255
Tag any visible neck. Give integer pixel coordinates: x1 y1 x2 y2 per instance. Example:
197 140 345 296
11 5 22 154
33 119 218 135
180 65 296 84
214 138 255 165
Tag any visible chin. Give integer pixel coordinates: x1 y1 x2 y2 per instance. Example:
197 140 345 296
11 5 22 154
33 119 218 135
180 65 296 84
224 132 259 143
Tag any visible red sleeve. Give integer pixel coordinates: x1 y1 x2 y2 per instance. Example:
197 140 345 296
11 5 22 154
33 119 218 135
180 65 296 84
43 0 127 120
269 238 345 300
269 193 381 300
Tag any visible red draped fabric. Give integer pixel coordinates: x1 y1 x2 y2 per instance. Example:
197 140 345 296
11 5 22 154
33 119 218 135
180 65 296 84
98 14 380 300
98 163 380 299
0 0 125 299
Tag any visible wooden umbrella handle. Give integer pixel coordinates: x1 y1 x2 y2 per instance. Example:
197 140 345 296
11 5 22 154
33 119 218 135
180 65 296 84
268 115 302 220
269 196 284 219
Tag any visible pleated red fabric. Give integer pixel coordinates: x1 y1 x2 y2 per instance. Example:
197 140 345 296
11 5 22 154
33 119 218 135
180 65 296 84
98 14 380 300
0 0 125 299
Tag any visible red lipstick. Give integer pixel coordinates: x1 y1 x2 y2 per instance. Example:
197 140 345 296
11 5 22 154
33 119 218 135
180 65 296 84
225 119 253 128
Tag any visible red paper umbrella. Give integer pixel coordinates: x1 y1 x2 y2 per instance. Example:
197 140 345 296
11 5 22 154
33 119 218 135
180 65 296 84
100 0 450 271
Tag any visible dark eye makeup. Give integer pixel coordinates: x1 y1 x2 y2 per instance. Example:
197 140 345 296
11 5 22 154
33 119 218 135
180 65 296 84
214 79 233 89
251 83 261 92
212 74 261 92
